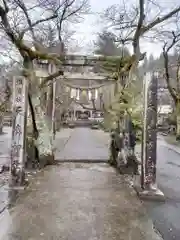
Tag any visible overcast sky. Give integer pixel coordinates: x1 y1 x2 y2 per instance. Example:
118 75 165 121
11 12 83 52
73 0 180 58
0 0 179 61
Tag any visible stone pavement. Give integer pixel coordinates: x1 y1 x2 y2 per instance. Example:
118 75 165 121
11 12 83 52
0 127 162 240
55 128 109 162
0 127 11 216
0 163 162 240
54 128 74 153
0 127 74 214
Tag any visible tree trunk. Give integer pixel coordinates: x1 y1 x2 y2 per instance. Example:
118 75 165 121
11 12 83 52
25 59 54 167
31 90 54 166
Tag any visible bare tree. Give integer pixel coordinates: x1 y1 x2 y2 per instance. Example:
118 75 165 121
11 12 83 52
96 0 180 135
162 30 180 139
38 0 90 48
102 0 180 67
0 0 90 175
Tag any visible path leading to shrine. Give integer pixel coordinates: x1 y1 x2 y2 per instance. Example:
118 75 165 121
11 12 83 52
0 127 161 240
55 128 110 162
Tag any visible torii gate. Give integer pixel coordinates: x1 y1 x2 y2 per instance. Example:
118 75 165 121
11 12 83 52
10 54 162 200
34 55 114 125
10 55 114 188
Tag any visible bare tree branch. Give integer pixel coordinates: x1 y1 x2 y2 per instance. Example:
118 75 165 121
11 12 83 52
40 69 64 88
143 6 180 34
102 1 180 63
132 0 145 57
176 54 180 93
162 31 180 102
20 14 58 39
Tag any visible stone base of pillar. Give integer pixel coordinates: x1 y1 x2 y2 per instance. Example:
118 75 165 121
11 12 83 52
39 154 55 168
133 175 165 202
117 154 140 175
8 173 28 190
6 185 27 191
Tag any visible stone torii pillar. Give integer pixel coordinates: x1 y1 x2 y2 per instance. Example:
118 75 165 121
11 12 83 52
49 63 57 140
52 78 56 139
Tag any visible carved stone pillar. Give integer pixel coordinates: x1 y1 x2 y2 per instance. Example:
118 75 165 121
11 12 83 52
135 72 164 200
0 83 6 134
144 72 158 188
10 76 28 188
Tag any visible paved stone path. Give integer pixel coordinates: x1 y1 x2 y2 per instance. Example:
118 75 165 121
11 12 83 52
55 128 109 162
0 127 12 215
54 128 74 153
0 163 161 240
0 127 162 240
